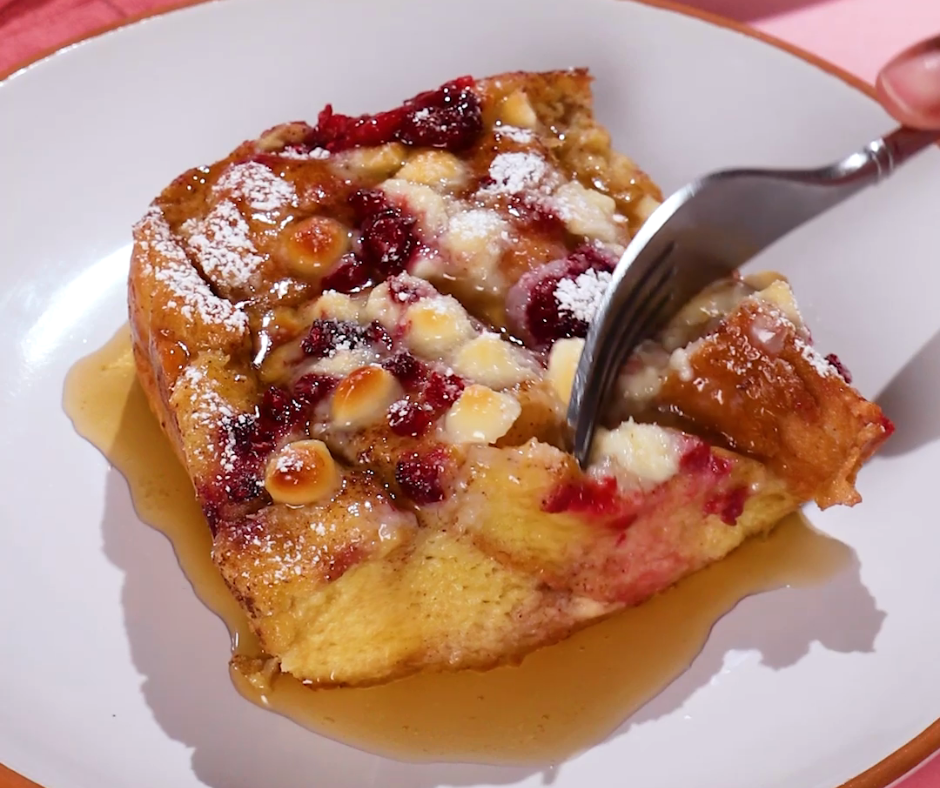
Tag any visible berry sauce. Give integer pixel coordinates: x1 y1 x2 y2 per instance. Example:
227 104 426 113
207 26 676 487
395 448 451 504
305 78 483 154
322 191 421 294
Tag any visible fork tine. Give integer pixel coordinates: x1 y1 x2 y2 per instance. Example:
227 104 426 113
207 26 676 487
603 281 673 402
591 253 675 377
594 273 672 410
568 241 677 455
592 256 676 397
573 290 672 465
572 270 674 464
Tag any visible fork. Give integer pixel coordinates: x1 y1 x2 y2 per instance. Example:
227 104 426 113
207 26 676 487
567 125 940 467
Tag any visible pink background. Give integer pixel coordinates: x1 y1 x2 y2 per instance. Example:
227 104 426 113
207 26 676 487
1 0 938 786
4 0 940 82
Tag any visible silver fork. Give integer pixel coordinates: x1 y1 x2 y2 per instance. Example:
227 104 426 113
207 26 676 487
567 126 940 467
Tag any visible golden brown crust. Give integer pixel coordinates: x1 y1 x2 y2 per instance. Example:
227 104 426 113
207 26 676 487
653 299 892 507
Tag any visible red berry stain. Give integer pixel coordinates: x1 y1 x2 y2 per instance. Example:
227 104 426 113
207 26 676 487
199 498 224 531
382 351 428 391
301 319 392 357
397 80 483 150
544 476 623 517
321 253 372 293
395 448 450 504
505 194 565 236
323 543 364 583
201 383 321 528
508 244 618 347
305 77 483 153
880 414 896 438
704 486 749 526
388 274 433 305
679 442 732 477
824 353 853 384
360 208 416 276
568 245 619 273
348 189 387 221
230 387 307 463
321 191 420 293
387 399 436 438
293 373 338 409
424 371 464 410
525 271 588 344
387 370 465 437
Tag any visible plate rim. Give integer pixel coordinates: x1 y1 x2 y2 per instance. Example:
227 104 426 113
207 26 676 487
1 1 937 787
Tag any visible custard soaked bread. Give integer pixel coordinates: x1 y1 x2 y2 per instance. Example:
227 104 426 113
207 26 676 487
129 69 892 687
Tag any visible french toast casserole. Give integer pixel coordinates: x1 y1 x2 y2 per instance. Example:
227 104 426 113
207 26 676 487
129 69 892 687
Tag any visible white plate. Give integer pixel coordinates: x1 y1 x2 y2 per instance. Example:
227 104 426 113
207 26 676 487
2 1 939 786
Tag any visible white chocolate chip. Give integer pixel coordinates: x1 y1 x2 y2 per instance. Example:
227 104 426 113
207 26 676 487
441 208 509 280
551 181 618 243
617 363 665 404
363 281 402 329
330 365 402 429
444 385 522 444
546 338 585 406
668 346 695 383
634 194 661 223
381 178 449 235
330 143 407 180
754 280 805 328
591 420 682 484
451 333 536 389
397 150 467 190
306 290 362 322
280 216 350 280
404 297 475 358
264 439 340 506
498 90 538 129
310 348 378 377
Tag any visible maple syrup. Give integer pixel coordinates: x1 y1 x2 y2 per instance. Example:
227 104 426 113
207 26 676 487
63 327 850 765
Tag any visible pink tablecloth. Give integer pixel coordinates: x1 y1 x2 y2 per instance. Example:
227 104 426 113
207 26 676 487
0 1 937 787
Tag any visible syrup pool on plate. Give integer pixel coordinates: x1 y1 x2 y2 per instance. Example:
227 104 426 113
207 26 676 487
64 327 851 765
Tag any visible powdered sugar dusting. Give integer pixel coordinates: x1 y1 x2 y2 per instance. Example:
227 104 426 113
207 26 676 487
555 269 612 324
447 208 507 240
271 279 292 298
388 398 413 419
275 451 305 474
242 522 318 583
278 146 331 161
497 125 535 143
175 365 240 473
481 152 551 196
795 338 834 379
135 207 248 334
213 161 297 212
188 199 266 288
230 514 368 584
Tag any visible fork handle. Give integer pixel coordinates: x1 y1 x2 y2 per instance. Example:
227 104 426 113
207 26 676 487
834 126 940 186
731 125 940 252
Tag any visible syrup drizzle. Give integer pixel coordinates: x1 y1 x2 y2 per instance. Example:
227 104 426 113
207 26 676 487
64 327 850 765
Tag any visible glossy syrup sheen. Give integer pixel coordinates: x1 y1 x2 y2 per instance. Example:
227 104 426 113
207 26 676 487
64 327 851 765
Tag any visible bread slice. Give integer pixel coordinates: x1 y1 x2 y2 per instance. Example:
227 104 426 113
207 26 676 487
129 69 891 687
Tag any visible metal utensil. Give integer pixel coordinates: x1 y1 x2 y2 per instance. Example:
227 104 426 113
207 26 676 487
567 125 939 467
